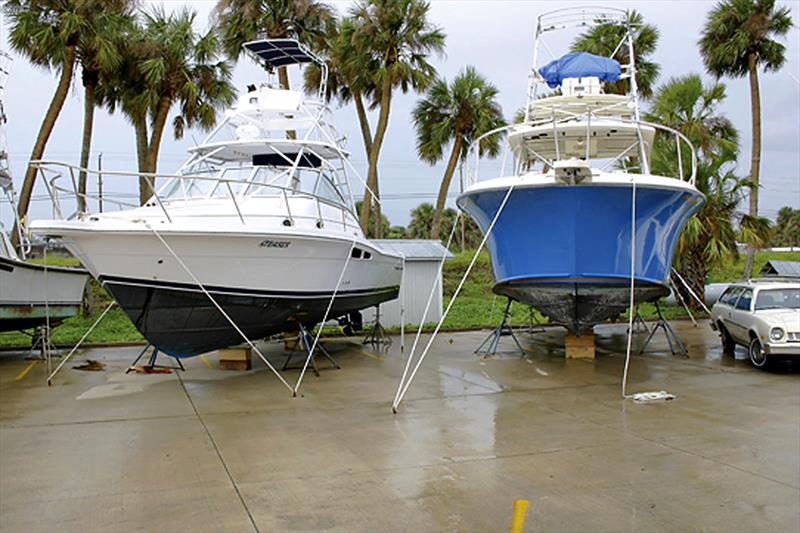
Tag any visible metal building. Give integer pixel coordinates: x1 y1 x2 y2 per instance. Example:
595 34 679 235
364 240 454 328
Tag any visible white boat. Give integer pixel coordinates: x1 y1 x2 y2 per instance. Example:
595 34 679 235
30 39 402 357
0 48 88 333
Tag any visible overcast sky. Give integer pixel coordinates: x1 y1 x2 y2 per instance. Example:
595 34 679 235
1 0 799 229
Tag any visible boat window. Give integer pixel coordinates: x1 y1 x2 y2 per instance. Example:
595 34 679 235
755 289 800 310
314 173 346 206
210 167 254 198
351 248 362 259
735 289 753 311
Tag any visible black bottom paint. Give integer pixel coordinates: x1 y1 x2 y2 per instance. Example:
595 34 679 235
103 278 399 358
495 280 668 334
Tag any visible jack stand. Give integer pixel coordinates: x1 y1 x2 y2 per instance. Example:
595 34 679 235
126 344 185 373
637 302 688 357
363 305 392 348
283 323 339 376
475 298 524 357
28 325 57 360
629 305 649 334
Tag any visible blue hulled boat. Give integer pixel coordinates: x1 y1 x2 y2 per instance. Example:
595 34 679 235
457 7 704 333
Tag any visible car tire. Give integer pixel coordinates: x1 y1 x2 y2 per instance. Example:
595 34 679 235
719 324 736 353
749 337 769 368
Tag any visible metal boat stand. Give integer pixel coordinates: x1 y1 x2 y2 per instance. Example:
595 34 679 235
628 305 649 334
475 298 524 357
363 305 392 348
283 323 339 377
28 325 56 360
126 344 185 373
637 302 688 357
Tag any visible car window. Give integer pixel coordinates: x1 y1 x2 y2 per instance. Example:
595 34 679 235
736 289 753 311
721 287 743 306
755 288 800 310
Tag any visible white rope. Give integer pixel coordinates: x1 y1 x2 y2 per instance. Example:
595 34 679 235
399 254 406 354
47 302 116 385
293 237 357 396
393 185 515 412
670 275 698 326
145 223 294 393
392 211 462 406
671 267 712 314
621 180 676 402
43 241 51 377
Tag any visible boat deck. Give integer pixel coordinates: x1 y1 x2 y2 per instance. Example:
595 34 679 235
1 321 798 532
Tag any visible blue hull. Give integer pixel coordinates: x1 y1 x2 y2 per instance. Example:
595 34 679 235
458 182 704 332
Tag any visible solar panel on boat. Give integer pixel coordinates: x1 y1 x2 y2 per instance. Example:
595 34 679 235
243 39 315 68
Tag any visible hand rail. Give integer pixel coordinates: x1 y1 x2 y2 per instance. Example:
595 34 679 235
465 114 698 187
28 160 360 233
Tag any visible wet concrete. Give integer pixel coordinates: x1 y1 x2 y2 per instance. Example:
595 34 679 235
0 319 798 532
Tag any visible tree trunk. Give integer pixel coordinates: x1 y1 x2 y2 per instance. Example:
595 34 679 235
141 97 171 204
78 75 97 215
11 45 77 248
134 117 150 205
359 77 392 237
353 92 379 233
431 138 462 240
743 52 761 279
675 247 707 311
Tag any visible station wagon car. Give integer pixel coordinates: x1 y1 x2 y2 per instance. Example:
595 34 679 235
710 279 800 368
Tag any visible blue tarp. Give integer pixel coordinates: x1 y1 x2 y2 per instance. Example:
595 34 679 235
538 52 621 88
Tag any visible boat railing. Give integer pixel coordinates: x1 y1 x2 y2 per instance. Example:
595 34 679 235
465 112 697 187
28 160 361 234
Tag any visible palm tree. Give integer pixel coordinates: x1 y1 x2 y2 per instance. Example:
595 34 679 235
648 75 770 305
104 8 236 204
3 0 108 241
645 74 739 160
699 0 793 278
75 2 133 213
348 0 445 238
571 10 660 98
214 0 334 90
304 16 380 197
407 202 435 239
412 66 505 239
771 206 800 247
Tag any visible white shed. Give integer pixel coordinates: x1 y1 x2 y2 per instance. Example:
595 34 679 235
363 239 454 327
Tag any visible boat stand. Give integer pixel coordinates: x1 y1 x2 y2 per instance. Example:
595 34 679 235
126 344 185 373
637 303 688 357
363 305 392 348
629 305 649 333
28 325 56 360
283 323 339 376
475 298 524 357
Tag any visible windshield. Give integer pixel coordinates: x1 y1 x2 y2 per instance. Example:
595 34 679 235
755 289 800 310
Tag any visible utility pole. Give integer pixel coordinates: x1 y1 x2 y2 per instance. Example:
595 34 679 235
97 152 103 213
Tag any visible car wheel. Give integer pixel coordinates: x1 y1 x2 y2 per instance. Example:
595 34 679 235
719 324 736 353
749 337 769 368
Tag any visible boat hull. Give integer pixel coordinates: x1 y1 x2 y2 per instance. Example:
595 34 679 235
458 179 704 333
0 256 88 333
33 226 401 357
104 276 398 357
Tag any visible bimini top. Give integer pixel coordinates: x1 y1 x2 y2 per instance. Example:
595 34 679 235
243 39 319 69
539 52 621 88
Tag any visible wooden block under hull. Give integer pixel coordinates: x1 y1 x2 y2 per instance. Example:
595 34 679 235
218 347 252 370
565 333 595 359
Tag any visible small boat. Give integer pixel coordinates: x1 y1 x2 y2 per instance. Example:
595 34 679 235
0 47 88 333
457 7 704 334
31 39 402 357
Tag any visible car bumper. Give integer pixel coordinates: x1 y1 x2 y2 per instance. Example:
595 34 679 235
764 343 800 356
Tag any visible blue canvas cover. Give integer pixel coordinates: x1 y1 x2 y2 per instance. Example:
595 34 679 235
538 52 621 88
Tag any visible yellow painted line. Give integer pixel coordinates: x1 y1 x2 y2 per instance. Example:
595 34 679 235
199 355 213 369
15 360 38 381
510 499 529 533
349 345 383 361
